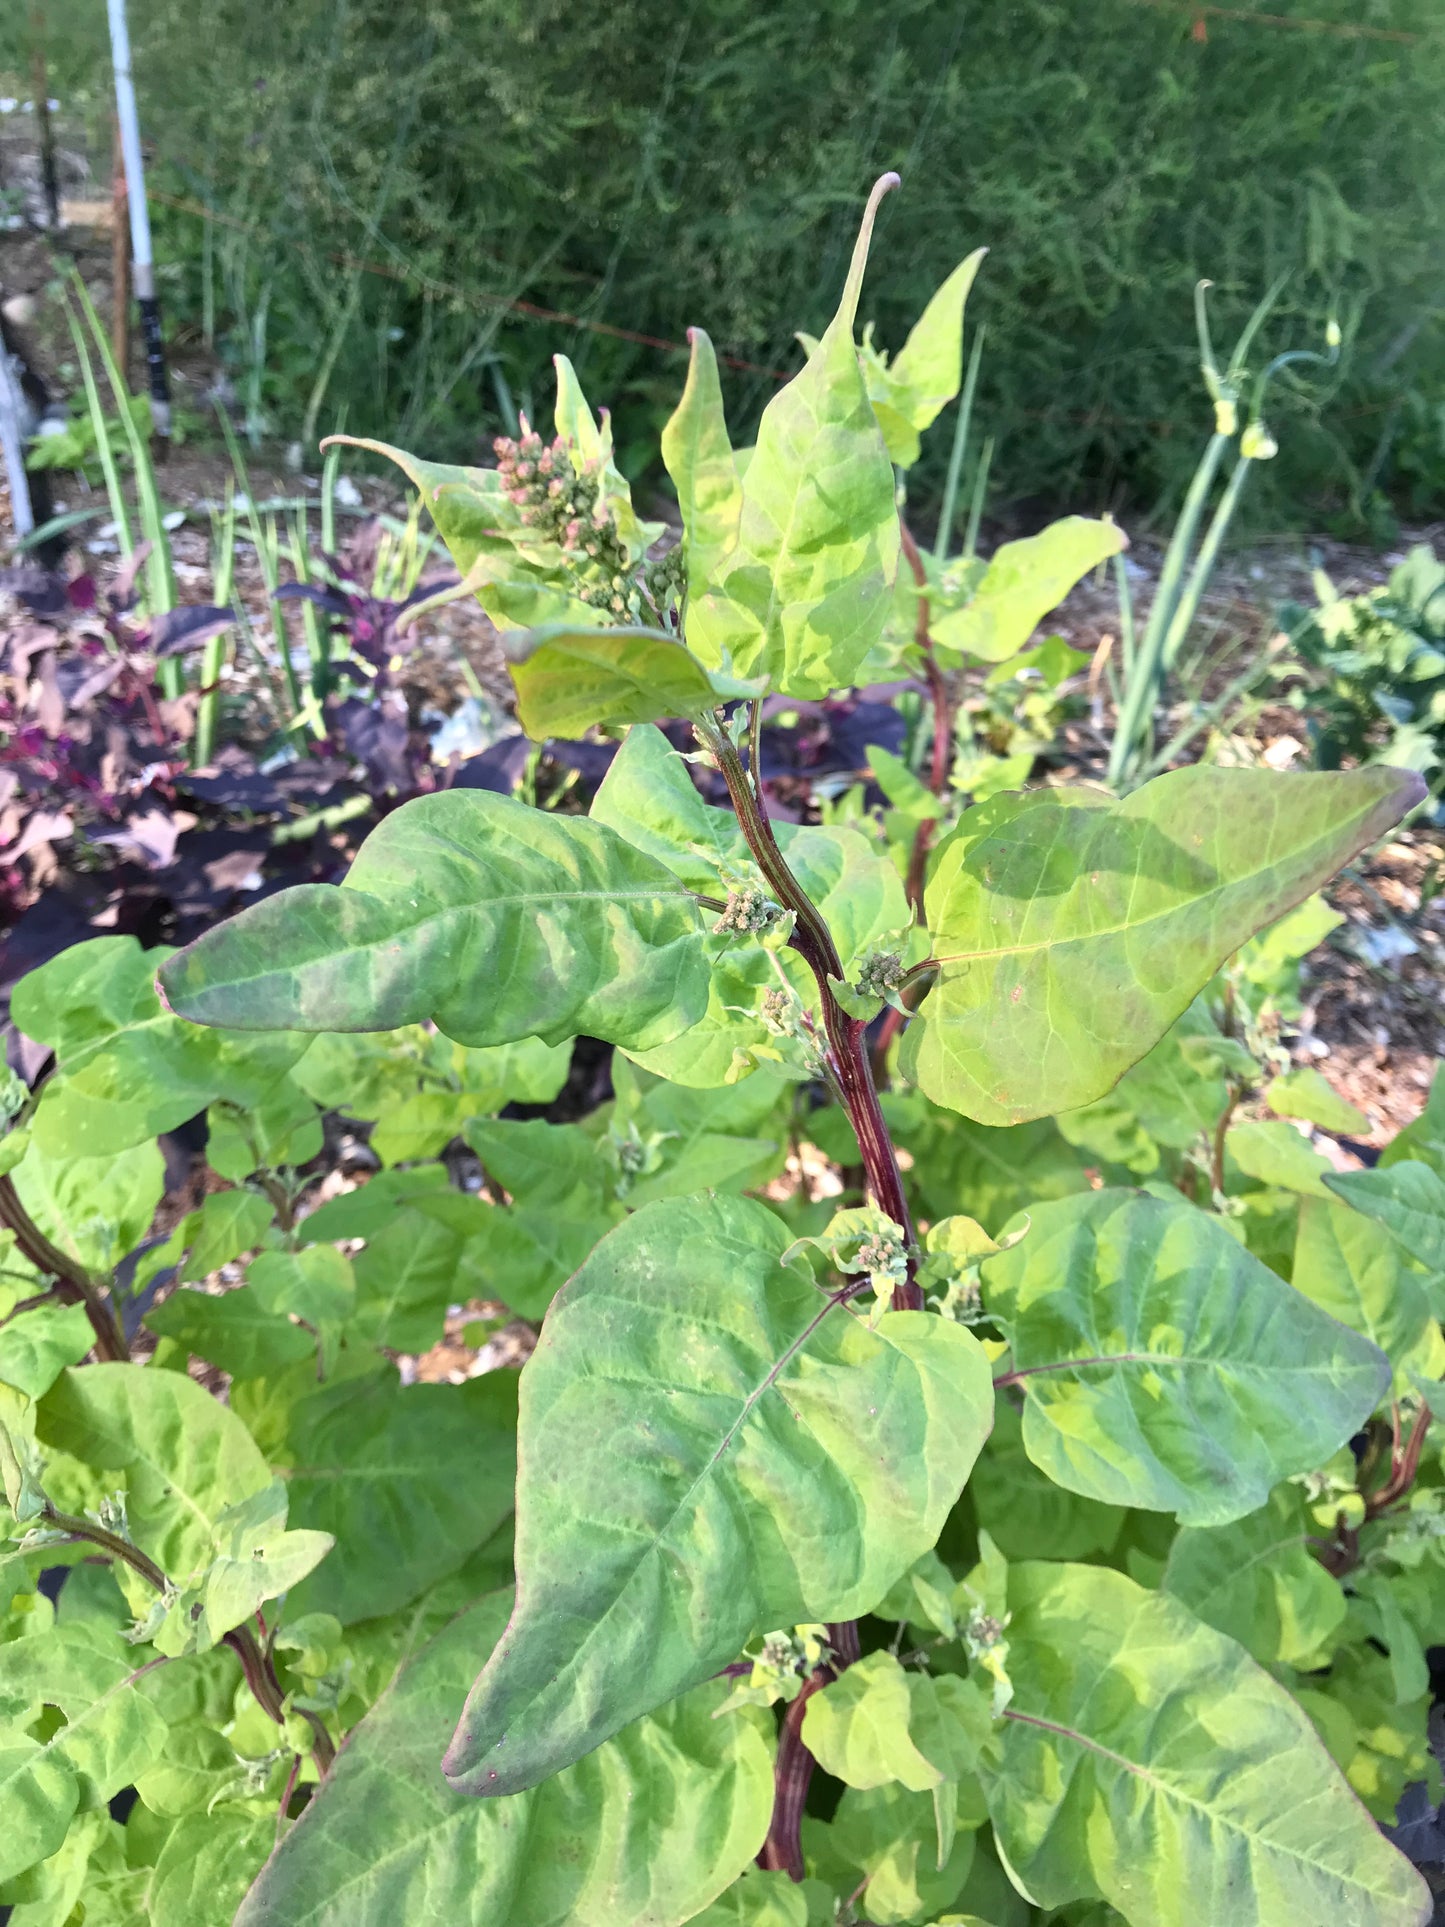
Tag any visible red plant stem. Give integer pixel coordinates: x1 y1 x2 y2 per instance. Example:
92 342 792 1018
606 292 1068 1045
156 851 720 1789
0 1173 129 1361
43 1505 335 1773
712 720 910 1881
757 1671 829 1879
710 724 920 1289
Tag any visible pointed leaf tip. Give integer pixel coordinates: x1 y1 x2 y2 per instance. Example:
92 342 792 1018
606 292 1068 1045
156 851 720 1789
840 173 903 332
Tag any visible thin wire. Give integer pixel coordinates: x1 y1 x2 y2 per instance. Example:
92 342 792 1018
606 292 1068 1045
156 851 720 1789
1124 0 1422 44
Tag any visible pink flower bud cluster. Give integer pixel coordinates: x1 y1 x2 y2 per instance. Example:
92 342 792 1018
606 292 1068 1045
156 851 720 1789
493 430 637 617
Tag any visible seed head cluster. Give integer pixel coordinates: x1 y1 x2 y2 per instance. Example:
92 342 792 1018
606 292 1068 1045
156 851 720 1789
492 430 683 621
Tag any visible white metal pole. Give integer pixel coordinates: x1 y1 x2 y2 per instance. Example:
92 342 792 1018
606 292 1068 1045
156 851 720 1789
106 0 170 435
0 348 36 543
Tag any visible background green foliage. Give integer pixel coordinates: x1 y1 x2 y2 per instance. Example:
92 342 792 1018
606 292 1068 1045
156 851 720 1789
8 0 1445 520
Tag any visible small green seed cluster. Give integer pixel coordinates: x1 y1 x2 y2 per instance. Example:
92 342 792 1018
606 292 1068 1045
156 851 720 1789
713 887 780 935
493 430 638 617
855 950 906 1001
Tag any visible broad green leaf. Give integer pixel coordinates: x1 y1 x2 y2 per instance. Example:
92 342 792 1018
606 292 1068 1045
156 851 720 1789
15 937 307 1157
1225 1118 1334 1198
903 767 1422 1126
1325 1160 1445 1275
1232 893 1343 1015
1292 1197 1445 1389
0 1804 113 1922
0 1303 95 1401
662 328 743 597
982 1189 1391 1525
193 1482 333 1650
151 1806 275 1927
460 1121 622 1319
1382 1064 1445 1181
802 1650 988 1794
900 1097 1092 1236
860 250 987 466
930 519 1125 665
510 624 753 740
143 1287 317 1380
133 1720 245 1818
969 1400 1124 1562
0 1622 166 1882
133 1188 276 1298
683 1869 812 1926
609 1056 788 1207
281 1371 518 1623
1161 1487 1346 1667
981 1561 1429 1926
324 436 595 633
248 1245 355 1327
809 1781 979 1925
10 1137 164 1275
1264 1067 1368 1136
158 789 711 1054
37 1363 273 1579
346 1212 474 1351
444 1193 993 1795
0 1739 76 1885
869 743 938 821
235 1591 774 1927
594 724 909 1084
687 180 900 699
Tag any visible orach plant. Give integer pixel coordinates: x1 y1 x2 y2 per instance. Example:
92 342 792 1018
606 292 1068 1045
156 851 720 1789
0 176 1438 1927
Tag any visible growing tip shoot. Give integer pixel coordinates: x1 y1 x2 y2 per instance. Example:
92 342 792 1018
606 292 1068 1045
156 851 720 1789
838 171 902 335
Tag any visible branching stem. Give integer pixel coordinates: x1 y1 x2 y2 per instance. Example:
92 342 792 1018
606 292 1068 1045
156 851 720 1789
40 1504 335 1773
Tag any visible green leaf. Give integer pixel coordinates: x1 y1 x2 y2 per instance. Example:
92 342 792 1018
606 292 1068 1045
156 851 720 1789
134 1188 276 1298
593 724 908 1084
811 1781 980 1925
323 437 594 633
930 518 1126 665
37 1363 273 1578
1161 1486 1347 1667
510 624 755 740
1225 1118 1334 1198
151 1806 275 1927
802 1650 988 1794
235 1591 774 1927
10 1138 164 1275
281 1371 518 1623
683 1868 812 1926
0 1622 167 1882
0 1739 76 1887
248 1246 355 1328
980 1561 1429 1926
157 789 711 1054
0 1303 96 1401
461 1119 623 1318
969 1399 1124 1562
687 181 900 699
903 766 1422 1126
1324 1160 1445 1275
1292 1197 1445 1389
1264 1068 1368 1136
1382 1065 1445 1182
344 1212 471 1351
662 328 743 598
860 250 987 467
1232 894 1343 1015
983 1189 1391 1525
869 743 938 821
143 1287 317 1381
444 1193 993 1795
15 937 307 1157
194 1482 333 1649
